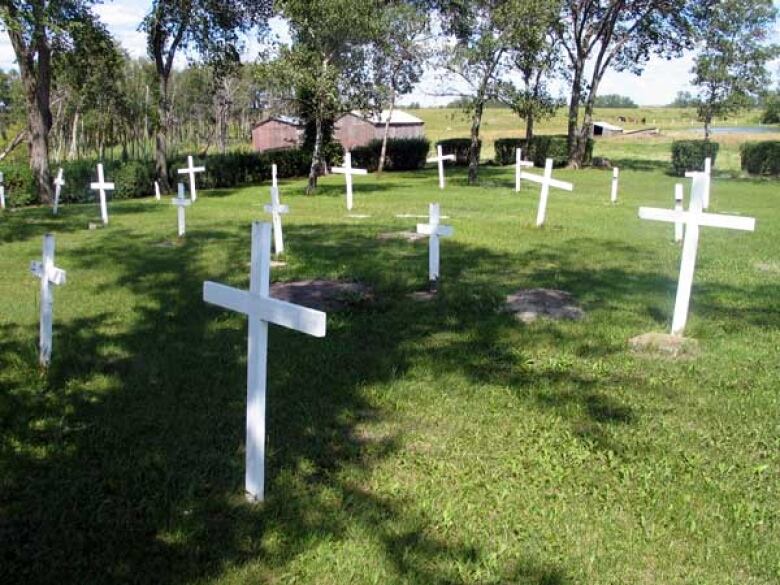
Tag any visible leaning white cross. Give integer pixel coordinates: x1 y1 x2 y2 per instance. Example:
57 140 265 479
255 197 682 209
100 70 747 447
203 222 327 502
520 158 574 227
674 183 684 242
416 203 453 285
332 152 367 211
264 184 289 255
90 163 114 225
515 148 534 192
29 234 67 366
172 182 192 237
639 174 755 336
610 167 619 204
154 181 161 201
685 157 711 209
178 155 205 202
53 168 65 215
427 145 456 190
0 171 5 210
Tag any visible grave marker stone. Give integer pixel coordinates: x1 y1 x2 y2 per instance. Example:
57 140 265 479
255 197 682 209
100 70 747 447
332 152 367 211
29 234 66 366
90 163 114 225
416 203 453 285
519 158 574 227
53 168 65 215
178 155 205 202
427 145 456 190
264 184 289 255
172 182 192 237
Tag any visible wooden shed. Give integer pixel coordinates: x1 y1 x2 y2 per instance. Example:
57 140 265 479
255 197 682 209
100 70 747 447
334 110 425 151
251 116 305 152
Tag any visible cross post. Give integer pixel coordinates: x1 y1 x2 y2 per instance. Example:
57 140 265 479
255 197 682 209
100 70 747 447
53 168 65 215
685 157 711 209
611 167 619 203
203 222 327 502
90 163 114 225
515 149 533 192
29 234 67 366
427 145 456 190
519 158 574 227
332 152 367 211
0 171 5 210
416 203 454 285
155 181 161 201
264 185 289 255
172 182 192 237
674 183 684 242
178 155 206 202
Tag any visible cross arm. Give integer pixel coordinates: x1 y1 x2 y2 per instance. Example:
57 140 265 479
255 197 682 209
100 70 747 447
172 198 192 207
638 207 756 231
417 224 454 237
332 167 368 175
264 204 289 214
30 262 67 285
90 181 115 190
519 172 573 191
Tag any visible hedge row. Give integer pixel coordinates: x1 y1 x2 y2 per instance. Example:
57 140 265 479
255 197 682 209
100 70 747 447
740 141 780 176
435 138 482 166
670 140 719 177
494 135 594 168
350 137 430 172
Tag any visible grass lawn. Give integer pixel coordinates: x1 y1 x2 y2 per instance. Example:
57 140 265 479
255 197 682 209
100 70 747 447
1 160 778 584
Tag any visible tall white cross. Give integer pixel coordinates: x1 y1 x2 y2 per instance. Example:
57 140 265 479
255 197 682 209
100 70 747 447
416 203 454 284
685 157 711 209
203 222 327 502
674 183 684 242
264 185 289 255
90 163 114 225
29 234 67 366
610 167 619 203
639 174 755 336
332 152 367 211
0 171 5 210
178 155 205 202
271 163 278 190
427 144 456 190
155 180 161 201
520 158 574 227
53 168 65 215
515 148 534 192
172 182 192 237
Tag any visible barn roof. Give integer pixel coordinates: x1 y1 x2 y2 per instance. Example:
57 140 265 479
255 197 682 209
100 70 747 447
348 110 424 126
254 115 304 128
593 120 623 131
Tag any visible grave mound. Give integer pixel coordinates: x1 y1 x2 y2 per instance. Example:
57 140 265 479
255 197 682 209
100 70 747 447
377 231 427 242
270 280 373 311
628 332 699 358
504 288 584 323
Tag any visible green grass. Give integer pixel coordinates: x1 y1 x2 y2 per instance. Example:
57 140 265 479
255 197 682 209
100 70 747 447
1 163 778 584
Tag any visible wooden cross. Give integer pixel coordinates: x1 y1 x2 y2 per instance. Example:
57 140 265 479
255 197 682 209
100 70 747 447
519 158 574 227
264 185 289 255
515 148 533 192
29 234 67 366
53 168 65 215
172 183 192 237
685 157 711 209
674 183 684 242
416 203 453 284
332 152 367 211
203 222 327 502
155 180 161 201
0 171 5 210
178 155 205 202
610 167 619 203
90 163 114 225
639 174 755 336
427 145 456 190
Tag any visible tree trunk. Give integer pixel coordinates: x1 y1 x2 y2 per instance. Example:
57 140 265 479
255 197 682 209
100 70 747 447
155 74 171 192
468 98 484 185
573 82 600 167
525 111 535 143
566 63 583 164
377 92 396 175
306 115 323 195
68 109 80 160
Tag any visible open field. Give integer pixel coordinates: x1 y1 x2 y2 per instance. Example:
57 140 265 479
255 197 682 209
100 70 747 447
1 163 778 584
409 107 780 172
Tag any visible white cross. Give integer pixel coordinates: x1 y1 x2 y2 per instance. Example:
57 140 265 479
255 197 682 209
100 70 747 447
427 144 456 190
264 185 289 255
515 148 533 192
29 234 67 366
416 203 453 283
610 167 619 203
332 152 367 211
520 158 574 227
90 163 114 225
155 180 161 201
674 183 684 242
271 163 278 190
685 157 711 209
53 168 65 215
638 174 755 336
203 222 327 502
0 171 5 210
172 183 192 237
178 155 205 202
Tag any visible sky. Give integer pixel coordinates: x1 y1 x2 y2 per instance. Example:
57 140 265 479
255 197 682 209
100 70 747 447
0 0 777 107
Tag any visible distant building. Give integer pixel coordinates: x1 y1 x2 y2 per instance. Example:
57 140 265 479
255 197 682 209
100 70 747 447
592 121 624 136
250 110 425 153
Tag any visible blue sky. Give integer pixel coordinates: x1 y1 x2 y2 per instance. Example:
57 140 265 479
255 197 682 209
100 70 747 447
1 0 777 106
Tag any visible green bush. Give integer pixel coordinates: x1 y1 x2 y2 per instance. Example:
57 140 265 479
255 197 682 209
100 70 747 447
350 137 430 172
0 164 36 207
112 160 156 199
436 138 481 166
493 135 593 168
670 140 720 177
740 141 780 176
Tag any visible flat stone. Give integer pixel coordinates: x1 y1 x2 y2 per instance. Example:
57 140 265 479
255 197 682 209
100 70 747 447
88 222 102 230
628 332 699 358
755 261 780 274
395 214 450 219
504 288 584 323
347 214 371 219
271 260 287 268
154 241 178 248
270 279 373 311
377 231 427 242
409 290 437 302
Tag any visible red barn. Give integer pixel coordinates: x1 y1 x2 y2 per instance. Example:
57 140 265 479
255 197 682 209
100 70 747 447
251 116 305 152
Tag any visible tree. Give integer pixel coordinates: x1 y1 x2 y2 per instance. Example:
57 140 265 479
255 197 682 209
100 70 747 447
593 94 638 108
559 0 694 167
761 89 780 124
669 90 697 108
270 0 378 194
142 0 271 191
1 0 105 202
691 0 778 139
370 3 428 174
